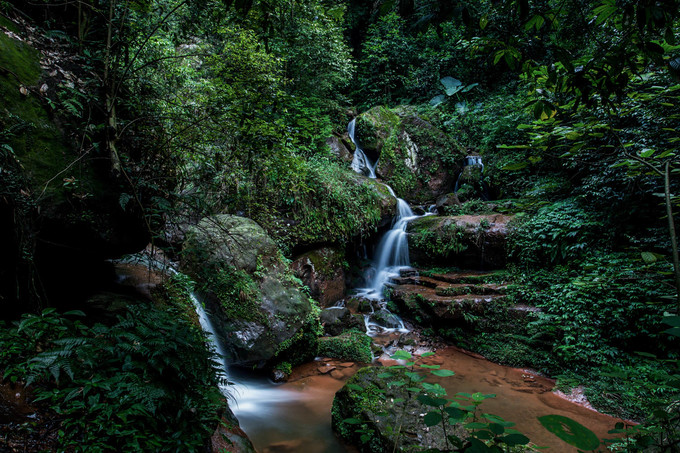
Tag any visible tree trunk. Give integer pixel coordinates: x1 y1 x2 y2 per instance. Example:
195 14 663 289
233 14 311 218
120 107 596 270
104 0 122 176
664 161 680 311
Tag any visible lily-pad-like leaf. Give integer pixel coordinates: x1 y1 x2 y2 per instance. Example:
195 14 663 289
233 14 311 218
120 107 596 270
538 414 600 450
430 94 446 107
441 76 463 96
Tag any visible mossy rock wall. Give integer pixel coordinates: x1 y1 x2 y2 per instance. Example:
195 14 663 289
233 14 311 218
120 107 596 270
292 246 347 307
353 106 465 203
0 20 147 318
407 214 512 269
182 215 318 368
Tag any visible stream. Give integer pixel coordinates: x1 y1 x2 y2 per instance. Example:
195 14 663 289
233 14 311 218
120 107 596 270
112 135 627 452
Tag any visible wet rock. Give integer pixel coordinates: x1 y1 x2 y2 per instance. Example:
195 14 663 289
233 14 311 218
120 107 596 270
182 215 315 368
332 367 466 452
211 406 256 453
319 307 362 336
368 309 403 329
291 247 347 307
326 135 353 163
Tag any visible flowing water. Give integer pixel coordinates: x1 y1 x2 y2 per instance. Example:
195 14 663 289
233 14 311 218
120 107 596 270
114 249 626 452
348 118 377 178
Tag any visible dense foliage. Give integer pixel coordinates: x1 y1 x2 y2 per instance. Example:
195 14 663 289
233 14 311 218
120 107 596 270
0 287 224 451
2 0 680 450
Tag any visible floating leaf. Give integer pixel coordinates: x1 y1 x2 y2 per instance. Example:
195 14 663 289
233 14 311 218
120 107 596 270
537 414 600 450
431 369 455 377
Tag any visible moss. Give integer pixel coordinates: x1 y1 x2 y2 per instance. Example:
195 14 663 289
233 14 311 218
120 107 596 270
306 247 346 279
0 32 90 204
378 129 418 196
317 329 373 362
409 218 467 260
0 14 19 32
273 307 322 367
203 267 264 324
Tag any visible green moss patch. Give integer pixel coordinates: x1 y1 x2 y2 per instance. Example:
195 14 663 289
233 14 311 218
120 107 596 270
318 329 373 363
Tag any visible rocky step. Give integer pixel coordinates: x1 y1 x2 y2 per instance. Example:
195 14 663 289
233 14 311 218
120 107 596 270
390 276 506 296
428 270 507 285
391 285 539 323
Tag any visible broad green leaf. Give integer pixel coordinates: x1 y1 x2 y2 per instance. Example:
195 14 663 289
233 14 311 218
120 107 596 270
430 95 446 107
344 417 362 425
441 76 463 94
424 411 442 427
431 369 455 377
502 433 530 446
489 423 505 435
391 350 412 360
502 162 529 171
662 316 680 327
639 148 655 158
537 415 600 450
641 251 657 263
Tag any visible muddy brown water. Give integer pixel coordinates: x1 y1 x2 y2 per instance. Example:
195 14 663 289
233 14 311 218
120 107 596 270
233 347 626 452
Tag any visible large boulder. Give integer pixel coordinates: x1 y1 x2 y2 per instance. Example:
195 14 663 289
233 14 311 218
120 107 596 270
292 247 347 307
182 215 317 368
407 214 512 269
332 366 466 452
352 106 465 203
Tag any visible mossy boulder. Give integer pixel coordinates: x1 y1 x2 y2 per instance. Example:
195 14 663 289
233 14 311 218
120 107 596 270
292 246 347 307
352 106 465 203
407 214 512 269
182 215 317 368
318 329 373 363
332 367 465 452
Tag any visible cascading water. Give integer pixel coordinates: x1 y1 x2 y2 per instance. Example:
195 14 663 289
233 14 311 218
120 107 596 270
454 155 489 200
347 119 423 335
348 118 377 178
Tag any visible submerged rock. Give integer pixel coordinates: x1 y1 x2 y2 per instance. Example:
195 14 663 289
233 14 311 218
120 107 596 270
182 215 317 368
332 367 466 452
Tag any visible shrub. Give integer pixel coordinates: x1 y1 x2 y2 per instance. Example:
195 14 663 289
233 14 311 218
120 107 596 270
508 200 606 267
0 302 224 452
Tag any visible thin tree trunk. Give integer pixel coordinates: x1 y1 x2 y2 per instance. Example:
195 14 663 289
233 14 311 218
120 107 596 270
104 0 122 176
664 161 680 311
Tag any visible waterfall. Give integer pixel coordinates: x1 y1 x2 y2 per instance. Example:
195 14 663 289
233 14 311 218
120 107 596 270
347 119 424 335
454 155 489 201
348 119 377 178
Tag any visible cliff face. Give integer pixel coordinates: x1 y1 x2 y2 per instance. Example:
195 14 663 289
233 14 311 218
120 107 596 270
0 16 147 317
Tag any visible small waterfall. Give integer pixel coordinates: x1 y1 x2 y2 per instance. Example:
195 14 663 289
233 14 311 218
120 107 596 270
348 119 377 178
454 155 484 193
347 119 422 335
